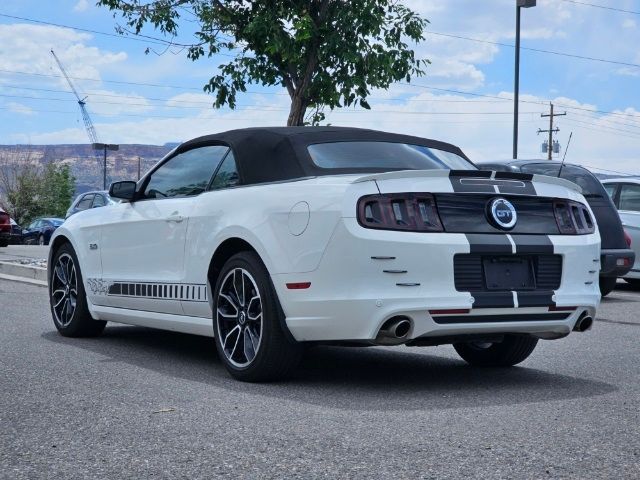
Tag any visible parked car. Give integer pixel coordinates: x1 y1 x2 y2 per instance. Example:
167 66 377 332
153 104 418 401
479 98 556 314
601 178 640 287
476 160 634 296
49 127 600 382
10 219 23 244
0 209 14 247
22 218 64 246
66 191 120 218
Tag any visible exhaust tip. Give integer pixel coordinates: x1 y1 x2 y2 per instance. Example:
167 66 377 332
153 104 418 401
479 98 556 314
375 316 413 345
573 313 594 332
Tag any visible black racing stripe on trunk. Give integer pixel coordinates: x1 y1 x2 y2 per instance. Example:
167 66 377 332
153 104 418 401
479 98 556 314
466 234 513 254
472 292 515 308
450 177 496 193
497 181 537 195
494 171 534 181
516 290 555 308
510 235 554 254
450 170 492 178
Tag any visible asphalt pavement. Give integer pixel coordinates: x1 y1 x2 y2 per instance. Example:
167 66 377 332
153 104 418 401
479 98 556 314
0 245 49 263
1 279 639 479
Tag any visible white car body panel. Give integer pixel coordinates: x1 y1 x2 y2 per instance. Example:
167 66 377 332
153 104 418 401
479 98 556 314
51 168 600 344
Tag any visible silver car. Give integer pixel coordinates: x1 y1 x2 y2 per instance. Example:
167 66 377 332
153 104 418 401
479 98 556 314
602 179 640 286
66 191 120 219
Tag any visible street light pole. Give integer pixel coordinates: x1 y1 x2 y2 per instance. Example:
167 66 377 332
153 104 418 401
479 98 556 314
513 0 536 159
92 143 119 190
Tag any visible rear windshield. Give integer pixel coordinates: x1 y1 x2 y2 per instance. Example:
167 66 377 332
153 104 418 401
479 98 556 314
307 142 475 171
519 164 607 197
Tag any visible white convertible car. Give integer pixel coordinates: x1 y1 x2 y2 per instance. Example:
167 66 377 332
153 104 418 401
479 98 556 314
48 127 600 381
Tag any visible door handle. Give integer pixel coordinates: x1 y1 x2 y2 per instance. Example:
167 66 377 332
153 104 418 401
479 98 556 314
166 213 184 223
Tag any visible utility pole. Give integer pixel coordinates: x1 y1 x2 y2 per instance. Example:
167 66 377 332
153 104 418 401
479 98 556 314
513 0 537 159
93 143 119 190
538 103 566 160
137 156 141 181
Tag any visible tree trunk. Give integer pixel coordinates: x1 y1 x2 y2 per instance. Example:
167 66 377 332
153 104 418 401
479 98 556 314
287 95 308 126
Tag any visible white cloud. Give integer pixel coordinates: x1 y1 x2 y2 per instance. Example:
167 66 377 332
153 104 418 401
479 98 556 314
0 24 126 88
623 19 636 29
73 0 90 12
6 102 34 116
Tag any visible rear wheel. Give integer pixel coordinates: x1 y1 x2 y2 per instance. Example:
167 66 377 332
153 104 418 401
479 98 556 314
38 234 45 246
213 251 301 382
0 239 8 248
599 276 618 297
49 243 106 337
454 335 538 367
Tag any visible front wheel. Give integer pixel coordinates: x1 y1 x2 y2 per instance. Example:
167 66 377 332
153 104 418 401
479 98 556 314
49 243 106 337
213 251 301 382
454 335 538 367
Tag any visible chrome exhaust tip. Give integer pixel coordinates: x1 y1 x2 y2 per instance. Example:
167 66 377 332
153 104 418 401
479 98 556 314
573 313 594 332
375 316 412 345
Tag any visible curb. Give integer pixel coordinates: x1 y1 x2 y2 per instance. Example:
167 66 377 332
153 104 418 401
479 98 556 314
0 273 47 287
0 261 47 282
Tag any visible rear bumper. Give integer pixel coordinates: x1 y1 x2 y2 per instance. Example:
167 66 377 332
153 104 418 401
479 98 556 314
600 248 635 277
274 218 601 343
0 232 20 244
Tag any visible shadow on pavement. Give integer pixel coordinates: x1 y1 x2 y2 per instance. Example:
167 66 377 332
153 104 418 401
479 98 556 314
42 325 616 412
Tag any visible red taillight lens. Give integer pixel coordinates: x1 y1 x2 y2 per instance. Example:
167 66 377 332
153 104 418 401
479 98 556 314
0 213 9 225
357 193 444 232
624 229 632 248
553 199 595 235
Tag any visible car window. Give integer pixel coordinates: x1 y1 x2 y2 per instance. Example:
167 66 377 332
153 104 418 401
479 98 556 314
519 164 606 197
76 194 94 210
619 184 640 212
92 195 106 207
603 183 617 200
143 146 229 199
307 142 474 171
210 151 240 190
50 219 64 226
28 221 38 230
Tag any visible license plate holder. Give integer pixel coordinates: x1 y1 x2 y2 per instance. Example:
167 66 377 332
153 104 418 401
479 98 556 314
483 256 535 291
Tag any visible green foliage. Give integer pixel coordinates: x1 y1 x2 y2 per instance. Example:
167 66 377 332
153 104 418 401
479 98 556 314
97 0 430 126
0 154 76 226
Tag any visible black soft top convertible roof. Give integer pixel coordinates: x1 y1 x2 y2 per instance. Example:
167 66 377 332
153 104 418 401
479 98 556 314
174 126 470 185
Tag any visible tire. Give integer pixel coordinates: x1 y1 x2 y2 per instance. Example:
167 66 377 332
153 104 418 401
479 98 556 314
49 242 106 337
454 335 538 367
599 276 618 297
0 239 8 248
38 235 45 246
624 278 640 288
213 251 301 382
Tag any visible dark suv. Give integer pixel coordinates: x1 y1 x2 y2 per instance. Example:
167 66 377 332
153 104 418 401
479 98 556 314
476 160 634 296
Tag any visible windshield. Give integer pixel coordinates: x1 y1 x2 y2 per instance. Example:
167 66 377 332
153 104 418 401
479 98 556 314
307 142 475 171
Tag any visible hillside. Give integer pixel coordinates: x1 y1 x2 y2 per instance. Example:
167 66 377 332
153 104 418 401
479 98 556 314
0 143 173 194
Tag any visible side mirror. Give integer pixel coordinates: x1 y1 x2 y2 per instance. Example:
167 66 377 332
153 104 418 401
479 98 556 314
109 181 137 201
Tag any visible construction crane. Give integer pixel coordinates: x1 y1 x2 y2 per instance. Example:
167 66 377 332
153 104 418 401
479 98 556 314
50 49 100 146
50 49 118 189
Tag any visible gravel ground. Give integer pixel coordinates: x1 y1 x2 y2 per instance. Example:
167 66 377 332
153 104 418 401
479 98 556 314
1 279 639 479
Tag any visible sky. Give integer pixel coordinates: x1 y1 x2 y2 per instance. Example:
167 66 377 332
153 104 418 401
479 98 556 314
0 0 639 174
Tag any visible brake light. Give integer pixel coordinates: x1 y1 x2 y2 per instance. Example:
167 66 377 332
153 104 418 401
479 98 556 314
553 199 595 235
357 193 444 232
624 229 632 248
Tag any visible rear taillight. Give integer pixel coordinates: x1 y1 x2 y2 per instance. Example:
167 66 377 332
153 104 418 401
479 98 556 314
624 229 632 248
553 199 595 235
357 193 443 232
0 212 9 225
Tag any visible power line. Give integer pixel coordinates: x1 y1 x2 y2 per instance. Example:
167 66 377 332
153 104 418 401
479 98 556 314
2 12 639 69
428 31 640 69
559 0 640 16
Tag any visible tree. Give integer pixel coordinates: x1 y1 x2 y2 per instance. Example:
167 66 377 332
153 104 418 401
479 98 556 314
0 147 76 225
98 0 430 125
